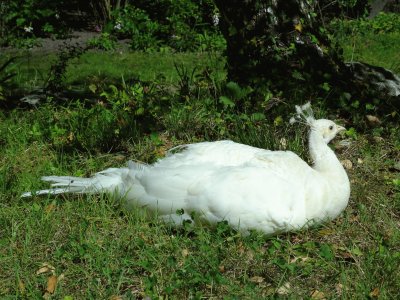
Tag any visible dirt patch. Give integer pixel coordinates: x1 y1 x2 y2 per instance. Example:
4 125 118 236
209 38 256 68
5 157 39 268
2 31 131 54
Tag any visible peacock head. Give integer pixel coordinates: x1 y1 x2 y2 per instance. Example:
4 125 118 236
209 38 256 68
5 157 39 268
311 119 346 144
290 102 346 144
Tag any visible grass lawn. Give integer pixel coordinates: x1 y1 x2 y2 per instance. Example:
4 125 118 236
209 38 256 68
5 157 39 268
7 50 225 92
0 30 399 298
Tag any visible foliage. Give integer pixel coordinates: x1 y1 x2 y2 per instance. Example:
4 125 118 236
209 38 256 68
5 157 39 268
45 44 88 93
107 1 224 52
329 13 400 119
0 0 70 46
99 79 169 122
317 0 369 21
331 12 400 35
25 101 140 152
87 33 117 51
213 0 349 106
109 6 161 51
0 56 17 101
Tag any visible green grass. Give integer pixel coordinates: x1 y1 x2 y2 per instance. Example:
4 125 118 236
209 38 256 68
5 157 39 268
1 102 399 299
5 50 225 92
340 32 400 72
1 26 400 298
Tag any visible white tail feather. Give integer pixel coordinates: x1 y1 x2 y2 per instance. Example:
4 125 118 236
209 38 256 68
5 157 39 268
21 167 132 198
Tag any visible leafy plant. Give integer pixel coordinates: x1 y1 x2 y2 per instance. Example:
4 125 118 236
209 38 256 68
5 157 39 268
45 44 88 94
87 33 117 51
110 6 160 51
331 12 400 36
0 56 17 101
0 0 69 46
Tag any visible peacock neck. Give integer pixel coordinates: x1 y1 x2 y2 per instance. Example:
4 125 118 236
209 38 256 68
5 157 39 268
308 130 344 176
307 128 350 221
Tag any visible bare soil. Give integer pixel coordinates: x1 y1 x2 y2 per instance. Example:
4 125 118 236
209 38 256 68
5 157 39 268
2 31 130 54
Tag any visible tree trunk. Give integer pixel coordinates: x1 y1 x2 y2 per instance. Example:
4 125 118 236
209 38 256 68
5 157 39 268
214 0 400 111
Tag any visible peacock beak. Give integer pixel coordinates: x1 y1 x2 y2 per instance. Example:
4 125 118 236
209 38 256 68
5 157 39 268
337 125 346 132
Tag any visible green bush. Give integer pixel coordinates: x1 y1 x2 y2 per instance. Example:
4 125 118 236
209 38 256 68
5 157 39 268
331 12 400 35
0 0 69 46
87 33 117 51
107 1 224 52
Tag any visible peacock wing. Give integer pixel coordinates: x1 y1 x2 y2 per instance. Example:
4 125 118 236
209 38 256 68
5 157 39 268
186 164 312 234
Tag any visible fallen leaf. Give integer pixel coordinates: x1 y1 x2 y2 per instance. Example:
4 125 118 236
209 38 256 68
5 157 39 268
46 275 57 294
357 158 363 164
290 255 309 263
279 138 287 149
318 228 335 236
341 159 353 170
18 279 25 294
218 265 225 273
36 263 55 275
249 276 264 283
294 23 302 32
114 154 125 162
45 204 56 214
277 282 291 295
349 214 359 223
181 249 189 257
110 296 123 300
335 283 343 296
366 115 381 126
369 287 379 298
311 289 326 299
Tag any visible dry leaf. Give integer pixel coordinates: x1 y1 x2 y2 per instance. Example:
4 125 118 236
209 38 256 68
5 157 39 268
318 228 335 236
341 159 353 170
181 249 189 257
279 138 287 149
46 275 57 293
110 296 123 300
294 23 302 32
357 158 363 164
18 280 25 294
67 132 74 142
290 255 309 263
366 115 381 126
369 287 379 298
36 263 55 275
218 265 225 273
277 282 291 295
114 154 126 162
311 290 326 299
335 283 343 296
373 136 384 143
249 276 264 283
45 204 56 214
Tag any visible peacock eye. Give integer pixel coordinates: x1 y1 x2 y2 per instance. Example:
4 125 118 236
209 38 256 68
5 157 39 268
329 125 333 130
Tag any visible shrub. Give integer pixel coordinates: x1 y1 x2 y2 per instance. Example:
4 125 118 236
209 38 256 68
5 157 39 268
0 0 70 46
107 1 224 52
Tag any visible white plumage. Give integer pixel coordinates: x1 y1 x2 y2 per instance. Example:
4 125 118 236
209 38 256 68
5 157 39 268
22 103 350 235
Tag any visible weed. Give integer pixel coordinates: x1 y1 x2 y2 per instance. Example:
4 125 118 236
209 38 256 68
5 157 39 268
45 44 88 94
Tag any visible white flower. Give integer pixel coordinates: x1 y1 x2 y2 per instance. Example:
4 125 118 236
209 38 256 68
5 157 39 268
212 14 219 26
55 14 60 19
114 22 122 30
24 26 33 33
